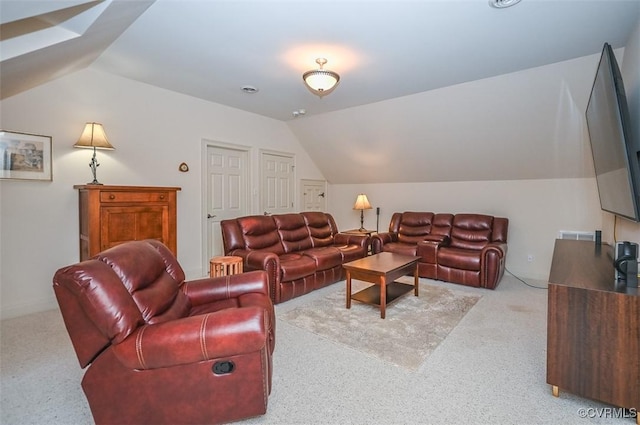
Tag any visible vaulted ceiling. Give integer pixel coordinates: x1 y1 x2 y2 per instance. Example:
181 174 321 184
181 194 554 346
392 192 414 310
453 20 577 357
1 0 639 183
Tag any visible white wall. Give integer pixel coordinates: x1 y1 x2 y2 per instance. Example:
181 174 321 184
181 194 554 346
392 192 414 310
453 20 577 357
0 68 324 319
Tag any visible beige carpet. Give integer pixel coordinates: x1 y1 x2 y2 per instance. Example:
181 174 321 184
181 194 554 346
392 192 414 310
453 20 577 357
281 278 481 371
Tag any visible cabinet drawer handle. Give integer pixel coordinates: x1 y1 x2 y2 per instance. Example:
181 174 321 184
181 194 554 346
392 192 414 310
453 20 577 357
159 195 165 200
109 194 115 200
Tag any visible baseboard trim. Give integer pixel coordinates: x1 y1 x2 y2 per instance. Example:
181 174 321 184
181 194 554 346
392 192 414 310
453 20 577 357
1 298 58 320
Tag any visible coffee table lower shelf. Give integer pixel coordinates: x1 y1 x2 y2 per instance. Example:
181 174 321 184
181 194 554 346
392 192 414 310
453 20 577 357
351 281 414 306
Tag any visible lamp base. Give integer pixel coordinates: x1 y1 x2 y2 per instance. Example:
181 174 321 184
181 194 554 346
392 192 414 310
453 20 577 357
86 181 103 185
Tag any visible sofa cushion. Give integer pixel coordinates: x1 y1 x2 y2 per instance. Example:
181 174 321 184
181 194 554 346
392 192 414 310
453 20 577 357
437 247 481 271
278 253 317 282
302 246 343 271
432 213 454 237
302 212 336 247
449 214 493 251
273 214 313 253
397 212 434 244
238 216 284 254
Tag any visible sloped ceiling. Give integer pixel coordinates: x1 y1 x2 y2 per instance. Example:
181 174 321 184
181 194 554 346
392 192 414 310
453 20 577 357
1 0 639 184
0 0 154 99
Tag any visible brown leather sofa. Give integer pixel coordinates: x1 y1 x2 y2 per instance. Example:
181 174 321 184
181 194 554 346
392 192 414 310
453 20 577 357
371 212 508 289
53 239 275 425
221 211 369 303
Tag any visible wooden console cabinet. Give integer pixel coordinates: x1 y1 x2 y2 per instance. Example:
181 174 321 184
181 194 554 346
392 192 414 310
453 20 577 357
75 185 181 261
547 239 639 419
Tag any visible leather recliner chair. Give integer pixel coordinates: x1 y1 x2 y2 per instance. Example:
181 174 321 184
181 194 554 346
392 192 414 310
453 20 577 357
52 239 275 425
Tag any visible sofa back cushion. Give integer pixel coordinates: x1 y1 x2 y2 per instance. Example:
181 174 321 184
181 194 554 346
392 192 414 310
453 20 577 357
274 214 313 253
236 216 284 254
301 212 336 247
432 213 454 237
449 214 494 251
397 212 435 244
95 240 191 325
52 240 191 367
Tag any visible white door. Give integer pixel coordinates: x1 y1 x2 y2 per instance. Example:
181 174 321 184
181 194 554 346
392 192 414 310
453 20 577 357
204 144 249 272
300 179 327 211
261 151 295 214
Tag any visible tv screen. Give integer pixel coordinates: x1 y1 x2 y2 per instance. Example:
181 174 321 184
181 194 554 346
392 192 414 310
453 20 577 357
585 43 640 222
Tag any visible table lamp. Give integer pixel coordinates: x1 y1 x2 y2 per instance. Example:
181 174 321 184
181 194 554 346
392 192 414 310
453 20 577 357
73 122 114 185
353 194 372 231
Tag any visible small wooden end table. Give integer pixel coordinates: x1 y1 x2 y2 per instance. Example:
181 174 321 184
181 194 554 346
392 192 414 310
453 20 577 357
343 252 420 319
209 256 243 277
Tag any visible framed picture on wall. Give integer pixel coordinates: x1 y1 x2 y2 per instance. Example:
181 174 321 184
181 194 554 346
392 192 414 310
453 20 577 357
0 130 52 181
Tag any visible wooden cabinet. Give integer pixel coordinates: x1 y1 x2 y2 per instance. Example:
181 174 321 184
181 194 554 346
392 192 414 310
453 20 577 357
547 239 639 417
75 185 181 261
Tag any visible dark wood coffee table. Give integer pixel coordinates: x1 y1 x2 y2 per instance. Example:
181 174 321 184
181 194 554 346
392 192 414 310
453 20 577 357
343 252 420 319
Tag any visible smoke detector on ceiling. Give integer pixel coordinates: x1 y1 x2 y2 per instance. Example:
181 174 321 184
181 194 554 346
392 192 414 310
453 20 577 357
489 0 522 8
292 109 306 118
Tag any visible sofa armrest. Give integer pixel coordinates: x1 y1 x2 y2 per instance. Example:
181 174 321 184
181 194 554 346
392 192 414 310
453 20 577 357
481 242 508 259
370 232 395 254
228 249 279 275
480 242 508 289
334 233 369 249
183 270 269 306
112 307 268 370
417 235 450 263
228 249 281 303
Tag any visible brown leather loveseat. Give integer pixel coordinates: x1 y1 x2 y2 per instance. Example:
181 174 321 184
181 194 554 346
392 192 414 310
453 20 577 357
53 239 275 425
372 212 508 289
221 211 369 303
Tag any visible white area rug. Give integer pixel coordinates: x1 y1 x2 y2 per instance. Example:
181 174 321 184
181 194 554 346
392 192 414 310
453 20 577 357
281 279 481 371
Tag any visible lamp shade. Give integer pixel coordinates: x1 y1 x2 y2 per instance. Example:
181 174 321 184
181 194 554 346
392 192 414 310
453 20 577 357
353 194 372 210
303 58 340 98
74 123 114 150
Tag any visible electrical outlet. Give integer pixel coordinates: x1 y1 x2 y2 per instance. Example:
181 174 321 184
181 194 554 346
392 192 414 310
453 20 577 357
527 255 534 262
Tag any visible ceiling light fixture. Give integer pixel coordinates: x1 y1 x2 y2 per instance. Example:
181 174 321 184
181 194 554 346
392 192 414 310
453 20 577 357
489 0 522 8
302 58 340 98
241 85 259 94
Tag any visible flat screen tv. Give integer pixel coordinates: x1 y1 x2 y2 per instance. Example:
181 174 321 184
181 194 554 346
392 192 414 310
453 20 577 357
586 42 640 222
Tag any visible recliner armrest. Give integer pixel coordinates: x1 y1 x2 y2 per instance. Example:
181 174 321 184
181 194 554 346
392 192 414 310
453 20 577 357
334 233 369 249
481 242 508 258
417 236 450 263
370 232 396 254
183 270 269 306
228 250 280 275
112 306 268 370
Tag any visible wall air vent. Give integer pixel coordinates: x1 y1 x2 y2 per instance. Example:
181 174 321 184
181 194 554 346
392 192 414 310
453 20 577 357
558 231 596 241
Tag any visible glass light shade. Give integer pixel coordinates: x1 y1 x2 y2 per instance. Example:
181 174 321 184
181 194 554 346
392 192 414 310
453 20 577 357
303 58 340 98
353 194 372 210
74 122 114 150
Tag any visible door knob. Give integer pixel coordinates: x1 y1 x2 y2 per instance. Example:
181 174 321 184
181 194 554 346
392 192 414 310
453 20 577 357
207 214 216 219
319 192 325 198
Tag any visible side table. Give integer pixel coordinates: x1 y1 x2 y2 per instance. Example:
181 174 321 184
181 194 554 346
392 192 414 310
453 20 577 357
209 256 243 277
342 229 376 237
